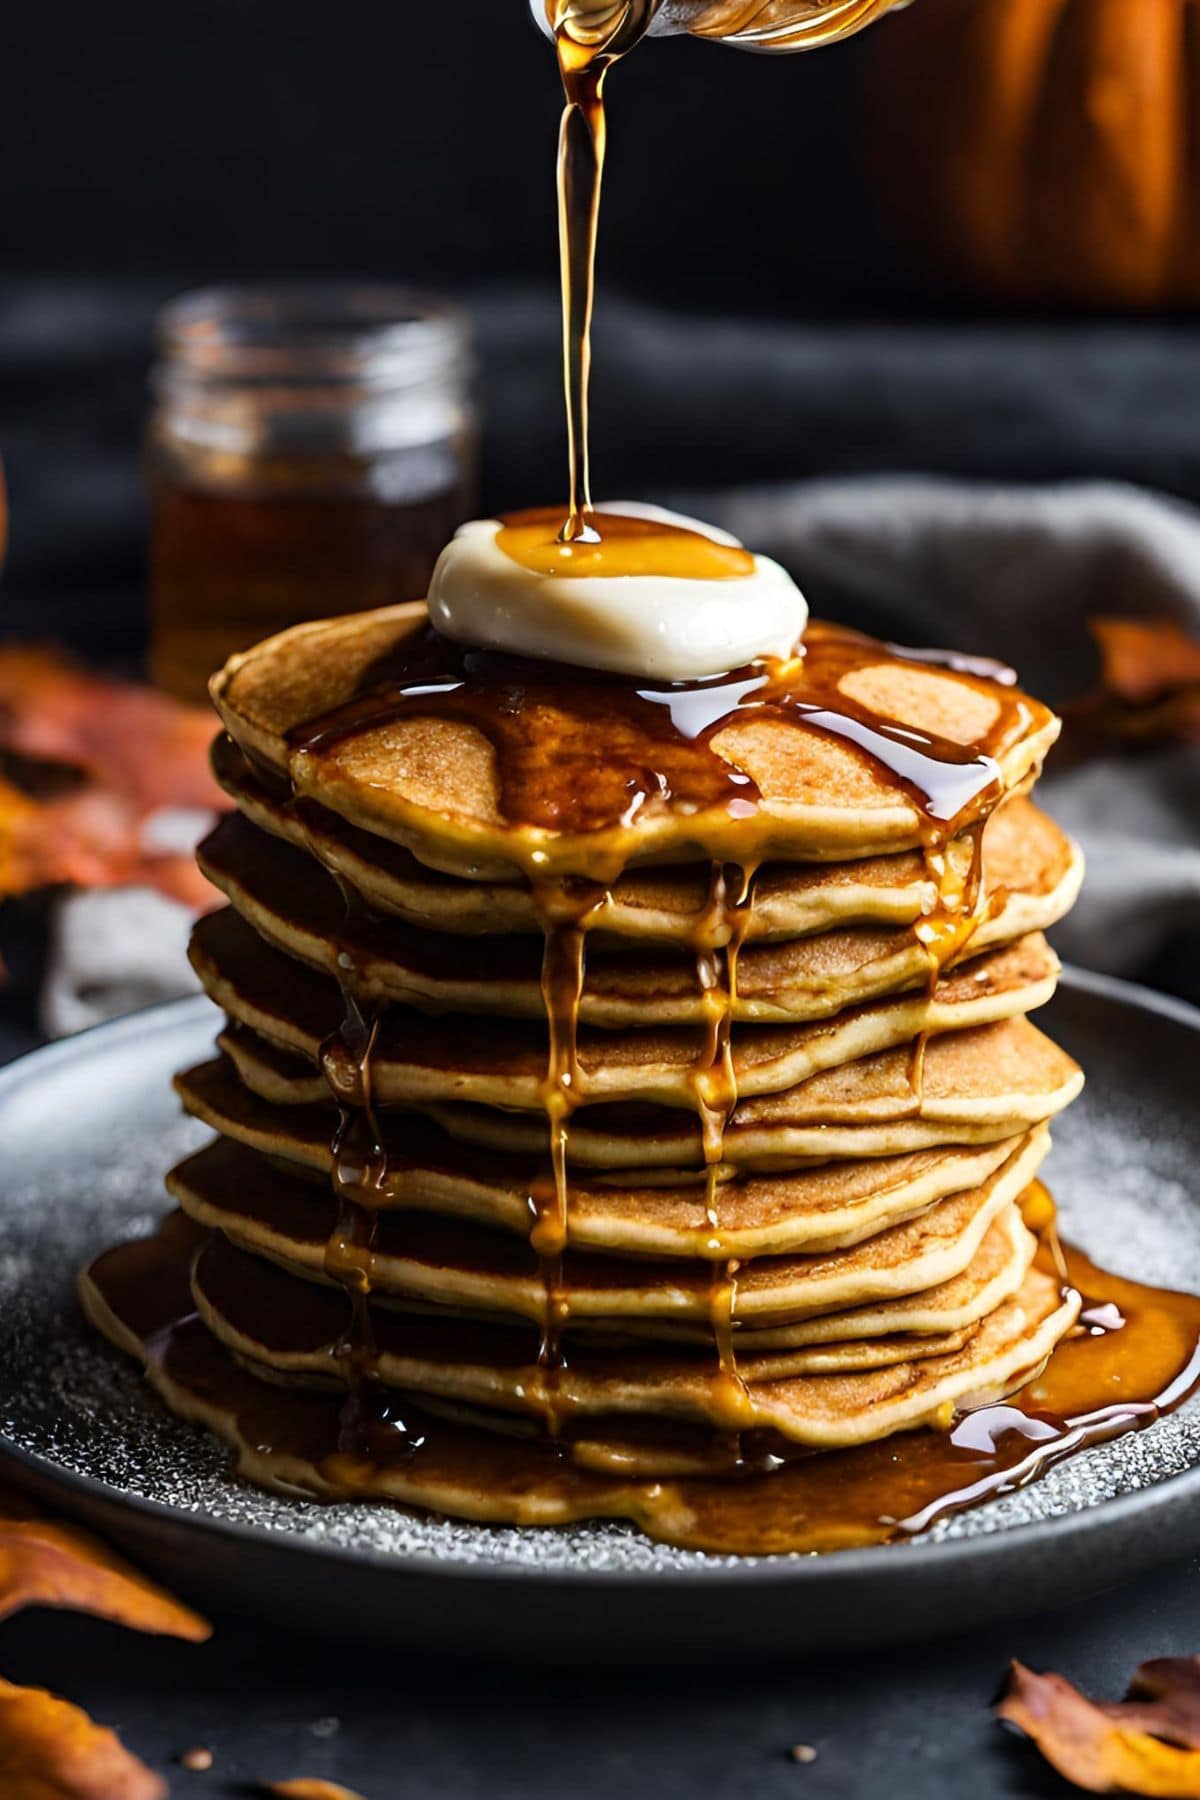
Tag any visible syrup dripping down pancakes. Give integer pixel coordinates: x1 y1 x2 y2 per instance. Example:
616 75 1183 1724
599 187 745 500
78 598 1200 1552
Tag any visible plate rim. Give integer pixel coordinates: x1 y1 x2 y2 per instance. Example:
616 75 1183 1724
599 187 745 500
1 966 1198 1591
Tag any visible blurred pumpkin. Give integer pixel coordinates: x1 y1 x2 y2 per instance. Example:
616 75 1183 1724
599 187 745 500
865 0 1200 308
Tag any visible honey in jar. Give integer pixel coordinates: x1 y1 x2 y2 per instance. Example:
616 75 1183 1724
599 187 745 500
147 285 477 703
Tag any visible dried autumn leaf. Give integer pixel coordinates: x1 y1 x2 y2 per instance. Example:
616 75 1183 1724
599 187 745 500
1091 618 1200 708
263 1783 369 1800
0 1677 165 1800
996 1658 1200 1796
1105 1660 1200 1750
0 1488 209 1638
0 773 214 908
0 646 221 906
0 647 219 813
1066 616 1200 749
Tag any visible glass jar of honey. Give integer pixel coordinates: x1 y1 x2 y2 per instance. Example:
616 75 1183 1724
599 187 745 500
147 285 477 702
534 0 908 52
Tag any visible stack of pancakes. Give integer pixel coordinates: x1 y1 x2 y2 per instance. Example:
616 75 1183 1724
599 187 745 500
81 605 1087 1541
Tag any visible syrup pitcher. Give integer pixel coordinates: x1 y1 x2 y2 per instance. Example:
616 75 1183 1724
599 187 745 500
531 0 907 53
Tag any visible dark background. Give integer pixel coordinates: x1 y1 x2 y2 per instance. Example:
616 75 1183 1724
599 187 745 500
2 0 905 310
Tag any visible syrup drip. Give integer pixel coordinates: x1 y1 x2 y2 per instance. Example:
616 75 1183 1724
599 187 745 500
552 9 653 540
311 872 422 1461
528 876 607 1433
320 1003 385 1457
904 817 993 1115
688 860 759 1454
496 507 756 582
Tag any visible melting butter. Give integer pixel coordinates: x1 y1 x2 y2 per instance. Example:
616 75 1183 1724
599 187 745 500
426 503 809 679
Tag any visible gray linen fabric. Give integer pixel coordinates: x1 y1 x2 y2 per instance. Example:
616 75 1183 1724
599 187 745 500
691 478 1200 981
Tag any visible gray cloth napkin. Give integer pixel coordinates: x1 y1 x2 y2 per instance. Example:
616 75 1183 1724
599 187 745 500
689 477 1200 984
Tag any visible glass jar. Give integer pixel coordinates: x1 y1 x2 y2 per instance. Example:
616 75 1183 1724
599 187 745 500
534 0 908 52
147 285 477 703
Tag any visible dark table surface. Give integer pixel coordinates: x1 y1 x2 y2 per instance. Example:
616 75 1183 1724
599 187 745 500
2 1017 1199 1798
4 1554 1200 1798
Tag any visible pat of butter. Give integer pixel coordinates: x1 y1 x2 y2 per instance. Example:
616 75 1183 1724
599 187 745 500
427 503 808 680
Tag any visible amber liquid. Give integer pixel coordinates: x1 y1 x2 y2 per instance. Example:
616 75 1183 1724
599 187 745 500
149 450 473 704
542 2 905 54
668 0 905 48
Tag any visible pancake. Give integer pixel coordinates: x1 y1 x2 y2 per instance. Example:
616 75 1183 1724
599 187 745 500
222 1017 1080 1167
190 907 1060 1111
420 1019 1084 1168
189 1226 1038 1431
563 1258 1076 1468
214 733 1083 948
79 1214 1080 1502
190 1228 984 1412
211 606 1061 880
198 808 1080 1026
302 1197 1037 1361
599 1200 1039 1353
176 1054 1047 1258
165 1129 1043 1326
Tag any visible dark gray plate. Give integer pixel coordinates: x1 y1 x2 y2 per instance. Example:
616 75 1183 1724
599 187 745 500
0 971 1198 1660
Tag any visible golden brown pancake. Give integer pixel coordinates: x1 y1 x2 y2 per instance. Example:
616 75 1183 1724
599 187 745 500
194 1200 1035 1381
219 1014 1080 1167
79 1213 1079 1480
213 732 1082 948
176 1053 1048 1258
165 1130 1041 1326
189 1229 983 1409
417 1018 1083 1167
189 906 1060 1111
198 808 1078 1026
598 1202 1039 1353
210 605 1061 880
189 1228 1035 1431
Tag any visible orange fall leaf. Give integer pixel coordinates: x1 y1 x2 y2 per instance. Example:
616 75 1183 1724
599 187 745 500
1071 616 1200 748
0 774 214 909
263 1784 370 1800
996 1657 1200 1796
1091 617 1200 708
0 647 218 814
0 1489 209 1639
0 1677 165 1800
0 646 221 906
